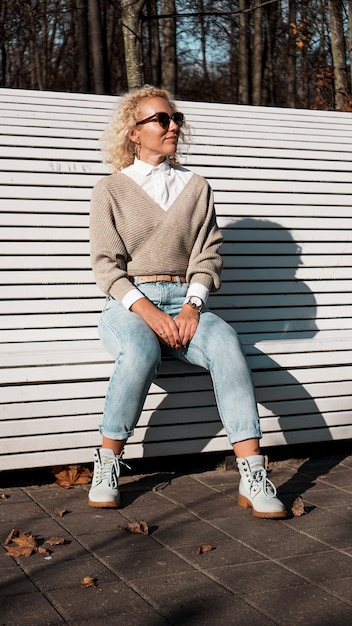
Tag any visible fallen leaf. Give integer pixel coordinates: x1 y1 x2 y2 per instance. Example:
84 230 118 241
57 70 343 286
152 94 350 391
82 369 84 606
291 496 305 517
80 576 99 589
196 544 214 554
53 507 68 517
45 536 65 546
0 493 9 500
52 465 92 489
125 521 149 535
3 528 48 558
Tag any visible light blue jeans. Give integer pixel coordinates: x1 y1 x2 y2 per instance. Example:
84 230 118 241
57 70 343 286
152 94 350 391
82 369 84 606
98 281 261 444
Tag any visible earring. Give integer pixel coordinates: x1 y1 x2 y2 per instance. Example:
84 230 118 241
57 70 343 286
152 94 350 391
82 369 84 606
132 142 141 159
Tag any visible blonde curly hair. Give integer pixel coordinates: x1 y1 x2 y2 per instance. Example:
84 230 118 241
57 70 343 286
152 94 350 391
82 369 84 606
100 85 189 172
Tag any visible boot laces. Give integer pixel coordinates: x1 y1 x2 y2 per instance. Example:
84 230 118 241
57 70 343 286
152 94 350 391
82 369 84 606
252 468 277 498
95 454 119 488
95 452 131 488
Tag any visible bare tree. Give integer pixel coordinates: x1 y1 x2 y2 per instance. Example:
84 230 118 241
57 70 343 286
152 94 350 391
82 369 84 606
76 0 89 92
252 1 263 106
198 0 209 85
161 0 177 93
287 0 296 107
146 0 161 86
88 0 105 93
300 0 309 107
0 0 351 112
238 0 250 104
262 2 275 105
348 0 352 91
121 0 146 89
328 0 349 109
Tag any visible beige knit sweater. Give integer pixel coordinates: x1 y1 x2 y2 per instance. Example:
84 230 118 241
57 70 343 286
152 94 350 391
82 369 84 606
90 169 223 302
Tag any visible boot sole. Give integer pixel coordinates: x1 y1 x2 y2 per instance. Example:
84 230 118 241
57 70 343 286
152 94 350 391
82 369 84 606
88 500 121 508
238 494 287 519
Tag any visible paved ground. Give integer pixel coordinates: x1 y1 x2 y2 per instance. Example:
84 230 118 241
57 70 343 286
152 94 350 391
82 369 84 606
1 448 352 625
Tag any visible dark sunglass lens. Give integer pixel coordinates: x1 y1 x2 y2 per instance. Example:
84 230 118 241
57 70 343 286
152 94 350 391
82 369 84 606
157 113 170 129
174 112 184 127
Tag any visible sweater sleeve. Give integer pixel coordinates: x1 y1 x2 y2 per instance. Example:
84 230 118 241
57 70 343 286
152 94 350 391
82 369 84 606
186 182 223 292
89 178 136 301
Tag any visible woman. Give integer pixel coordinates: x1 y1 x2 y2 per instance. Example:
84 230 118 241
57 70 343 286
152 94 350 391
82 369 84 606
89 85 287 519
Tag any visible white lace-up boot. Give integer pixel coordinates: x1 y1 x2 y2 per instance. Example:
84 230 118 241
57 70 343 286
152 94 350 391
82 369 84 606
88 448 121 508
237 455 287 519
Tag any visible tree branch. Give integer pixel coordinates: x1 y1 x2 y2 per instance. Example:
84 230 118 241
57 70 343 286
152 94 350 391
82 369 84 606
141 0 280 21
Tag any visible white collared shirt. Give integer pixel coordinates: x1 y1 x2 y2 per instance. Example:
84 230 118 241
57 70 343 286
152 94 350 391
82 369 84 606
120 158 209 310
122 157 192 211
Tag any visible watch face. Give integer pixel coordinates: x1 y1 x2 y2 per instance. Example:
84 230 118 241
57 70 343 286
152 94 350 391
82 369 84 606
189 296 202 309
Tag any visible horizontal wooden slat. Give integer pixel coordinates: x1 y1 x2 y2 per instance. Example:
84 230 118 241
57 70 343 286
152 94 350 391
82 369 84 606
3 423 352 470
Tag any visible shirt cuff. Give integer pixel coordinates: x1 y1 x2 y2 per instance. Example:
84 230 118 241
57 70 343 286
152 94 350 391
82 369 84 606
184 282 209 306
122 288 145 310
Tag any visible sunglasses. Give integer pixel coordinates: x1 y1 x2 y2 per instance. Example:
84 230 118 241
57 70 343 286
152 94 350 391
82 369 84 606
135 111 184 129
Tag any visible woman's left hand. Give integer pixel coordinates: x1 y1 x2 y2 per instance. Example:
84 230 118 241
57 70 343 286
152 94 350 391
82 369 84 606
174 304 200 346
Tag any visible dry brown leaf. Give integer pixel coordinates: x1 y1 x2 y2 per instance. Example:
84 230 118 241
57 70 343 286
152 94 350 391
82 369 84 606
53 507 68 517
45 536 65 546
3 528 48 558
80 576 99 589
125 521 149 535
291 496 305 517
0 493 9 500
52 465 92 489
4 544 34 558
196 544 214 555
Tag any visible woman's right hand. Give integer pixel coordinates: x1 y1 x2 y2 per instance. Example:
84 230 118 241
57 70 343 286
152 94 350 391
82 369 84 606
131 298 182 349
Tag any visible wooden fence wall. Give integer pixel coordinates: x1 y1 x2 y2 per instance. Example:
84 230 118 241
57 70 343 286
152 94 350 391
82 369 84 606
1 88 352 469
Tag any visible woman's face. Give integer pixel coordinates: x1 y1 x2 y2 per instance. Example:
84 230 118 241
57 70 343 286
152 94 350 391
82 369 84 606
130 96 181 165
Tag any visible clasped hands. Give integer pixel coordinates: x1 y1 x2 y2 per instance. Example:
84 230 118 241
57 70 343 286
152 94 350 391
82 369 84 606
131 297 199 349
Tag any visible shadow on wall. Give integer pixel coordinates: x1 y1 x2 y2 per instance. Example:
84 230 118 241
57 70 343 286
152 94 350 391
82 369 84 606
223 217 326 446
137 218 346 510
141 218 330 458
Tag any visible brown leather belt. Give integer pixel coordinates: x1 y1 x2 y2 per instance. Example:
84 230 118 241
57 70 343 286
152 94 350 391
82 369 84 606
132 274 187 285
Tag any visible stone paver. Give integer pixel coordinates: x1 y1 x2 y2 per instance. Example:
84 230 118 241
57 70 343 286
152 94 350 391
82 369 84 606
1 451 352 625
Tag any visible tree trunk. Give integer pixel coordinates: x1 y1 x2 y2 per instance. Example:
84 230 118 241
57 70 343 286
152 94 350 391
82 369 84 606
0 0 7 86
147 0 161 86
238 0 250 104
76 0 89 92
121 0 146 90
328 0 348 109
229 12 238 101
25 3 43 89
348 0 352 91
287 0 296 107
199 0 209 84
252 1 262 106
300 0 309 107
88 0 105 93
262 4 274 105
161 0 177 94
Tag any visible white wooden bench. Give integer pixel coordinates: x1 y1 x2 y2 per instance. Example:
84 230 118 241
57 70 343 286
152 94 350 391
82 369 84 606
1 88 352 471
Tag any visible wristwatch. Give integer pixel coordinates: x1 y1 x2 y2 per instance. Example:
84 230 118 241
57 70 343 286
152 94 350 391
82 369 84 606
185 296 203 312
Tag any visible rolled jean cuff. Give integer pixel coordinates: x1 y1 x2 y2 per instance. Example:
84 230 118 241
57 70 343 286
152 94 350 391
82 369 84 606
228 427 262 446
99 424 134 440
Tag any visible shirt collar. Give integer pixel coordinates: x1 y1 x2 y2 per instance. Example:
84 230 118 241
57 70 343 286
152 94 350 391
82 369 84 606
133 157 171 177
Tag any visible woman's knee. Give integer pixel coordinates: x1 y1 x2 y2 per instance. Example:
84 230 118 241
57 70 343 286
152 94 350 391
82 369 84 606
134 330 162 370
